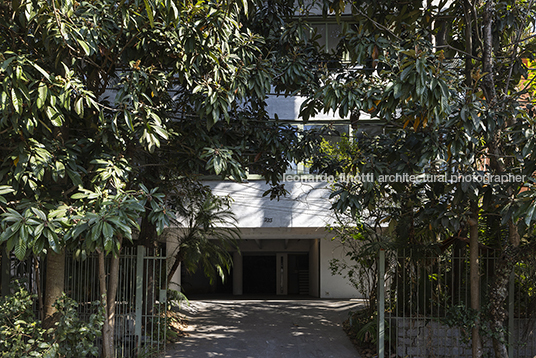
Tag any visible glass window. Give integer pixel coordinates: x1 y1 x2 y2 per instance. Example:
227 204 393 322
327 23 343 52
309 22 343 54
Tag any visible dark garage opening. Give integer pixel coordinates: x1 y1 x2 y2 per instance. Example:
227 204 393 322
180 261 233 295
243 255 276 294
288 253 309 295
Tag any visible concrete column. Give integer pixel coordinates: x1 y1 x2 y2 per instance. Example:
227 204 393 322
233 251 243 295
166 238 181 291
309 239 320 297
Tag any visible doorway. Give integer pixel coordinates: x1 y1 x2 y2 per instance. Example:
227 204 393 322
288 254 309 295
242 255 276 294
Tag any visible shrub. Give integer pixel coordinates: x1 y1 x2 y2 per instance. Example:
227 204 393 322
0 286 53 357
0 286 103 357
53 295 104 357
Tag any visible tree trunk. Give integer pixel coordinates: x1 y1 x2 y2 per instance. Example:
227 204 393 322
43 250 65 328
480 1 515 355
138 212 158 248
469 202 483 358
98 250 114 358
462 0 473 88
488 254 512 358
487 222 521 358
167 250 185 289
99 237 123 358
481 0 497 104
34 256 43 321
107 251 120 347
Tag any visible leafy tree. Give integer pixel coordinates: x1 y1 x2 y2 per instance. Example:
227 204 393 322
306 1 536 357
0 0 332 355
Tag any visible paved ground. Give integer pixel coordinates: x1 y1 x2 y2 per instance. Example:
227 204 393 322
165 298 364 358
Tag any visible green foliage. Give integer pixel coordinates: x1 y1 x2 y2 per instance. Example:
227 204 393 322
512 261 536 315
169 186 240 285
167 289 189 311
345 310 390 348
53 295 104 357
0 287 54 357
441 303 509 346
68 188 149 255
309 2 536 356
0 2 331 356
0 206 66 260
165 283 190 343
441 304 481 344
0 0 331 264
308 0 536 241
0 286 103 357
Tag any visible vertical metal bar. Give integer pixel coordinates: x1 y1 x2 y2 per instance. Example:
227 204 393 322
152 252 156 349
2 248 11 296
65 252 70 300
378 249 385 358
135 246 145 349
386 252 391 358
143 256 147 354
163 252 167 354
402 249 406 357
508 270 514 358
130 249 135 356
395 251 399 358
119 250 124 358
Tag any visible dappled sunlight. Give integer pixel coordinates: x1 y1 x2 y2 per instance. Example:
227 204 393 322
166 299 362 358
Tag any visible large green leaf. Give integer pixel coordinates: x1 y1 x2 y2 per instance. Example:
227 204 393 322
36 82 47 109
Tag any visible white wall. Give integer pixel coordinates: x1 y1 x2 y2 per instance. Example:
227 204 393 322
319 237 362 299
206 180 337 228
265 93 371 122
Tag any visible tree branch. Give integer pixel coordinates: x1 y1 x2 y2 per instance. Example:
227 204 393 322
435 45 481 60
350 4 403 42
505 0 536 94
51 0 78 54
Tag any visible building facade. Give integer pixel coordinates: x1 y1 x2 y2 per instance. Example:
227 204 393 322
168 180 363 299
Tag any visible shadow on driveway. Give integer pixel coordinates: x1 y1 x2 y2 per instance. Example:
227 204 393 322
165 299 365 358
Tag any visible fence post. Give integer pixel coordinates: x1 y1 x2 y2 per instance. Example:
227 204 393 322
1 248 10 296
135 246 145 348
378 249 385 358
508 270 514 358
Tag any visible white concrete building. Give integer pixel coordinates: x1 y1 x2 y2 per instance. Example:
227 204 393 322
168 180 363 299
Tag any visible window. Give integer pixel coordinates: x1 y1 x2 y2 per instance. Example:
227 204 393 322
307 21 350 61
311 23 343 53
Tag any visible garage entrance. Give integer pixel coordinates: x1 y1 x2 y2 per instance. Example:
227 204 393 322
241 253 309 296
243 255 276 294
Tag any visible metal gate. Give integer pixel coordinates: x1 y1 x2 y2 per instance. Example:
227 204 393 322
377 248 536 358
65 246 167 357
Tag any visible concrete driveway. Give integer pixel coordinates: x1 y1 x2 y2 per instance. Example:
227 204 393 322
165 298 364 358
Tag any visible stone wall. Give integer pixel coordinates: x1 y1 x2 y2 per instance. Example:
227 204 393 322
392 318 536 358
